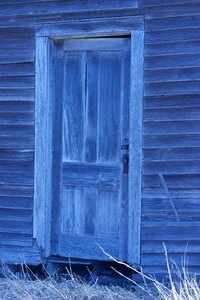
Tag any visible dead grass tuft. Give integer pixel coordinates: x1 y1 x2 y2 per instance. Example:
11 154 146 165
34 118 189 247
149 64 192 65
0 244 200 299
0 264 142 300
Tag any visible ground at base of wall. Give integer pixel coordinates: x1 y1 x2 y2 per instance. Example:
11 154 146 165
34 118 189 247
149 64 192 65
0 276 153 300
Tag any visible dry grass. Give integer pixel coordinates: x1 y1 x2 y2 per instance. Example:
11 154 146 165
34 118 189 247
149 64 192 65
98 243 200 300
0 265 144 300
149 244 200 300
0 277 141 300
0 244 200 300
0 267 199 300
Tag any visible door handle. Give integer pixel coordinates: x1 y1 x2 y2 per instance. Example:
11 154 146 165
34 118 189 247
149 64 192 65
121 141 129 174
121 144 129 151
122 153 129 174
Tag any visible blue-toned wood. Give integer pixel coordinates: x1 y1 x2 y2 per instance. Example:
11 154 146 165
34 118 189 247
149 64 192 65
98 51 121 163
119 43 130 261
145 28 200 43
146 15 200 31
144 121 200 135
52 37 131 261
0 244 41 265
144 147 200 161
0 63 34 77
36 16 144 37
85 51 98 163
34 36 54 252
144 174 200 189
144 107 200 122
62 52 85 162
128 30 144 264
2 0 200 275
0 0 138 18
159 174 180 222
144 134 200 148
50 40 64 255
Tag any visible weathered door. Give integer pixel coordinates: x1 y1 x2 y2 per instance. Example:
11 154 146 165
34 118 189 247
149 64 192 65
51 37 130 261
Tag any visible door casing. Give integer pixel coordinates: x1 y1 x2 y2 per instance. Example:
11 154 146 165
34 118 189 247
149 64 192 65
34 16 144 265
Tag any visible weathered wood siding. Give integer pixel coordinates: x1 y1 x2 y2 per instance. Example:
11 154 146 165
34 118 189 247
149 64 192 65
141 1 200 273
0 0 200 270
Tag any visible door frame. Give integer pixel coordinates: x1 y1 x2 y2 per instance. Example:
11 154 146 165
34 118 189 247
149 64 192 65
34 16 144 265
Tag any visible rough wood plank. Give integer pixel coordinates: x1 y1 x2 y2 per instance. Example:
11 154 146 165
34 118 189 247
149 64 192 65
144 94 200 108
145 53 200 69
0 63 34 77
144 121 200 135
145 66 200 83
142 240 200 253
144 107 200 120
0 234 32 247
0 245 40 265
0 49 34 64
59 235 119 260
34 36 53 252
146 28 200 43
143 147 200 161
36 16 144 37
145 80 200 96
146 15 200 31
144 134 200 148
144 160 200 175
62 52 85 162
0 195 32 209
141 252 200 266
0 186 33 197
143 174 200 189
98 51 121 163
128 30 144 264
84 51 98 163
0 0 138 17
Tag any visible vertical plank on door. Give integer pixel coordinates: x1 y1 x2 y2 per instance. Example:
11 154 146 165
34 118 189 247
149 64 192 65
63 52 86 162
119 44 131 261
84 187 97 235
62 187 85 235
51 41 64 253
85 52 99 163
98 51 121 163
96 189 119 236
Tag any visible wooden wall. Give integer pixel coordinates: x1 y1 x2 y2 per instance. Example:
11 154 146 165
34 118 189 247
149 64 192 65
141 0 200 274
0 0 200 271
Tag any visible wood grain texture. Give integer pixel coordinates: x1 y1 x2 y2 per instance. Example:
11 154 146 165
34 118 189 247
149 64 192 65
34 36 53 252
140 4 200 273
36 16 144 37
54 37 131 261
128 30 144 264
0 244 41 265
1 0 200 272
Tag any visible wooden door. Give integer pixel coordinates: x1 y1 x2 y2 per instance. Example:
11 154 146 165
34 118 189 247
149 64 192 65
51 37 130 261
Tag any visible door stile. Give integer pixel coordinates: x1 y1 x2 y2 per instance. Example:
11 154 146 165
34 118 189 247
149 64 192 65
119 43 131 261
51 41 64 255
128 31 144 265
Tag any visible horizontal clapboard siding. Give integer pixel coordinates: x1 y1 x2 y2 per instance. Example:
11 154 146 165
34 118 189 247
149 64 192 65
0 0 199 271
141 0 200 273
0 25 34 249
0 244 41 265
0 186 33 246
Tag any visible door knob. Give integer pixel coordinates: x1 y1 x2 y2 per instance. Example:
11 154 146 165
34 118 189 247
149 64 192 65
121 140 129 174
122 153 129 174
